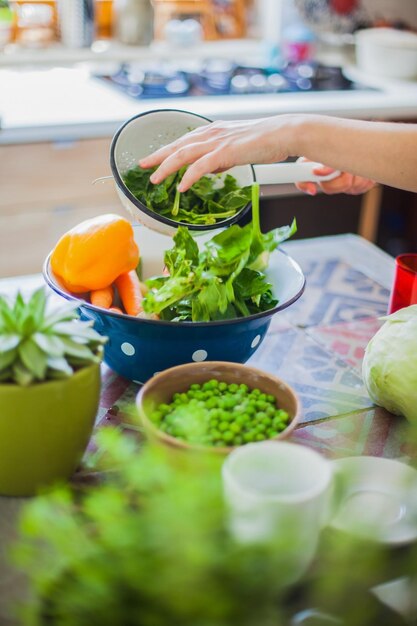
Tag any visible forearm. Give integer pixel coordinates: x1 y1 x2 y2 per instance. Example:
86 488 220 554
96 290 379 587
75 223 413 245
288 115 417 193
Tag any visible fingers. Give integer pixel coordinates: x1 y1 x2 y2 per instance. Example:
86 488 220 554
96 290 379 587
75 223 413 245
345 177 376 195
147 141 216 186
319 172 355 194
312 165 337 177
319 174 376 195
178 151 226 191
139 146 178 169
296 164 376 197
295 181 318 196
296 156 346 195
139 125 210 169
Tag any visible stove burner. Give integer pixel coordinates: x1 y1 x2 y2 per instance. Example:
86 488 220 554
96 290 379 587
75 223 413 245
97 61 372 100
107 66 190 98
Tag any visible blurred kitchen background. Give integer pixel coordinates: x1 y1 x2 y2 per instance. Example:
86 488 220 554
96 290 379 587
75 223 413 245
0 0 416 278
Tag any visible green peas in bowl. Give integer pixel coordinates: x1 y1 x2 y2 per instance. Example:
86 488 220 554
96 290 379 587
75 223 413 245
136 362 300 455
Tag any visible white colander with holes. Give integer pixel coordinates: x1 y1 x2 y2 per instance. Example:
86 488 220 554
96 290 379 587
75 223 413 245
109 109 338 236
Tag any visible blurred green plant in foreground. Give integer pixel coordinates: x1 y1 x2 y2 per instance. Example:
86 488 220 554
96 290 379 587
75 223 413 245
13 427 417 626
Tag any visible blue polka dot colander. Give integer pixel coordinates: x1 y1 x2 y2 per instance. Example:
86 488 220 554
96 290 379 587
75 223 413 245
43 225 305 384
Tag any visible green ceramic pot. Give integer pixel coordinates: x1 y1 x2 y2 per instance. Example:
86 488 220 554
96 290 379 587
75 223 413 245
0 363 101 497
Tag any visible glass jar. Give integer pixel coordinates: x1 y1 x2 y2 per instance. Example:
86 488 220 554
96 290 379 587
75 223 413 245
113 0 153 46
57 0 95 48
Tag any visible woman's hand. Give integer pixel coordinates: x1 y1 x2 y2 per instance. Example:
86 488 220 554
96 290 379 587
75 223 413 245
139 113 417 194
139 116 297 192
295 158 375 196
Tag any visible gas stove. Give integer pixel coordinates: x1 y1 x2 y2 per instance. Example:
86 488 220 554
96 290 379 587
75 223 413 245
96 59 372 100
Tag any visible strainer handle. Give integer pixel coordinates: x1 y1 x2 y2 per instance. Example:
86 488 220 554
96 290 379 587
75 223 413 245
253 162 340 186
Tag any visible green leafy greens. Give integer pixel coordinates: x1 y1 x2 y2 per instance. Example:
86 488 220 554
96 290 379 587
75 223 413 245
122 165 252 226
142 184 297 322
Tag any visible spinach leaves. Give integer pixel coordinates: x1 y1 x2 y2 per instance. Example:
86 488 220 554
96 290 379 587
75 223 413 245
122 166 252 226
142 184 296 322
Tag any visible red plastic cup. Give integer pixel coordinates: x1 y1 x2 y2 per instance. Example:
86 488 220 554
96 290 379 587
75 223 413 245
388 254 417 314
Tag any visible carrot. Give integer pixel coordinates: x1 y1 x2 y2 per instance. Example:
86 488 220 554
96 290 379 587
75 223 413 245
90 285 113 309
115 270 143 316
109 306 123 315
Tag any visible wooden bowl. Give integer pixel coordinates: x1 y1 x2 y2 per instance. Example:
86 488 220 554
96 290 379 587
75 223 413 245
136 361 300 455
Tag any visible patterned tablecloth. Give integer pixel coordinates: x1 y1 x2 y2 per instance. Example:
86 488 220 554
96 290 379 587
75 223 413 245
0 233 414 624
93 234 413 463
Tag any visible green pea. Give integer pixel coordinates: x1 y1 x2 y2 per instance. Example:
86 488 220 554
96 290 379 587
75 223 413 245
206 397 218 409
266 394 276 404
224 397 236 410
222 430 234 443
218 421 229 432
255 433 265 442
218 382 228 391
265 405 275 417
151 410 162 423
230 423 242 434
209 428 221 440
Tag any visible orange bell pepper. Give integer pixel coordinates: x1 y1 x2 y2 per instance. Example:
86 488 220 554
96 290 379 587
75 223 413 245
51 214 139 293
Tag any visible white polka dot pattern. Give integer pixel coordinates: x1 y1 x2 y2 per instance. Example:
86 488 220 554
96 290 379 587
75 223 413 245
192 349 208 362
251 335 261 348
121 342 135 356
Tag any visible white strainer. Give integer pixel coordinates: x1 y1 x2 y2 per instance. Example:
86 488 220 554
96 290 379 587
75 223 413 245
110 108 338 236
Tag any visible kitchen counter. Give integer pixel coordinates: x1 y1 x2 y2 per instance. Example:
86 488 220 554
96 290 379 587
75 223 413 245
1 61 417 145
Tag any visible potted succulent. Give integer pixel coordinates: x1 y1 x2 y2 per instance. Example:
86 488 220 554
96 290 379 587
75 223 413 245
0 288 106 496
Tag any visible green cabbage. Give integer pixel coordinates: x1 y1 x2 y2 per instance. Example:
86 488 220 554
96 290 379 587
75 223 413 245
362 304 417 421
